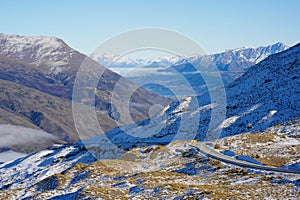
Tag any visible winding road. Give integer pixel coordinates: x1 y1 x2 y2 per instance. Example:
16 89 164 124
189 142 300 174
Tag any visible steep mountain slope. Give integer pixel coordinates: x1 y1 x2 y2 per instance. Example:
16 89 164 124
0 33 170 119
93 43 289 96
0 57 70 99
220 43 299 137
0 79 118 142
0 33 170 149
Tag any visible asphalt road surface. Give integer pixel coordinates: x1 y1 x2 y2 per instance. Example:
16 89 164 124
189 142 300 174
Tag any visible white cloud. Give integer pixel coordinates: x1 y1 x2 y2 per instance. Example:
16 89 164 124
0 124 58 147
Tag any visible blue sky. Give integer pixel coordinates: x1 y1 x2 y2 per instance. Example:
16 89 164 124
1 0 300 55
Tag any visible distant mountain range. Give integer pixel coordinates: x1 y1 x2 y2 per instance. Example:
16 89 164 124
92 42 288 69
92 42 289 96
0 33 170 158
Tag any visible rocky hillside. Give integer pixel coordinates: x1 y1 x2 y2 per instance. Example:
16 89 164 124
0 33 170 157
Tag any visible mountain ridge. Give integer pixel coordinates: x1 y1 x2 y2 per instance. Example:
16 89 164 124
92 42 289 96
0 33 170 160
92 42 289 68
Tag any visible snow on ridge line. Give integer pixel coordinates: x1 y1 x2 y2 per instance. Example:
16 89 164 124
91 42 289 68
0 33 68 49
0 33 76 67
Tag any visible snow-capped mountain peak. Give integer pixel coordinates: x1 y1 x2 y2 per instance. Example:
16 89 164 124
89 52 139 68
220 42 289 64
0 33 76 69
91 42 289 69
